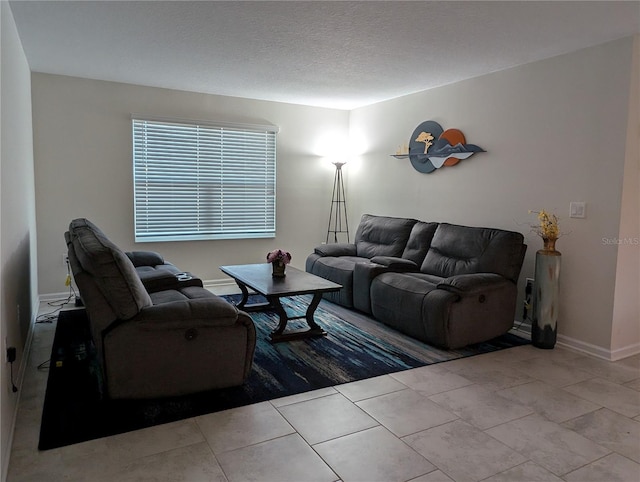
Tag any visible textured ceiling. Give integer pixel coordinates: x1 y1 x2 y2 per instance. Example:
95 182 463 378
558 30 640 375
9 1 640 110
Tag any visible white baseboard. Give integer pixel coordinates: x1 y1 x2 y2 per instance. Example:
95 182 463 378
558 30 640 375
557 333 640 361
610 342 640 361
512 317 640 361
203 278 236 289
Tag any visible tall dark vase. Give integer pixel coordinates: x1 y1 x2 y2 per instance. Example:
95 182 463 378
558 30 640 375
532 238 561 349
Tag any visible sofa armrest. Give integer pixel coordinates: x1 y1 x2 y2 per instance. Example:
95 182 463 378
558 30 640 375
353 262 389 314
437 273 510 295
314 243 357 257
137 270 203 292
126 251 165 267
370 256 419 272
353 258 417 314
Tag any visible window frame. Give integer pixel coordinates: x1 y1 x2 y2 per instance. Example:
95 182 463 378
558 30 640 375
132 115 278 243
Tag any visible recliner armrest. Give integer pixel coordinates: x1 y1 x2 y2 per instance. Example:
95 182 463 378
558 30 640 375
136 269 203 292
437 273 510 295
126 251 166 267
314 243 357 257
370 256 419 272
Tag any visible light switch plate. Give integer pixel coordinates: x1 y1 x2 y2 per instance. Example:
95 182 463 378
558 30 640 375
570 201 586 218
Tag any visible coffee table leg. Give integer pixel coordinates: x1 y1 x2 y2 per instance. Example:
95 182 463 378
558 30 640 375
232 281 271 312
268 296 289 337
235 281 250 309
267 294 327 343
305 293 324 331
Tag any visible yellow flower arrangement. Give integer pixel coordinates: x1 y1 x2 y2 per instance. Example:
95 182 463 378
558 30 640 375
529 210 560 240
529 210 563 252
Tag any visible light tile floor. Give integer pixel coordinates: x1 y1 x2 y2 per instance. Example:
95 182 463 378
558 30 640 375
7 302 640 482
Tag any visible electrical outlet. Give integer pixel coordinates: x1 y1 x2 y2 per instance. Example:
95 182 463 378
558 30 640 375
62 253 69 266
525 278 534 298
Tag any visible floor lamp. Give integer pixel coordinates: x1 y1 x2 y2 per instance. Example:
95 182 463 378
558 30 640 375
326 161 349 243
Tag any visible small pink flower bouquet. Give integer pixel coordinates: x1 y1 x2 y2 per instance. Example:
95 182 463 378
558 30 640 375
266 249 292 265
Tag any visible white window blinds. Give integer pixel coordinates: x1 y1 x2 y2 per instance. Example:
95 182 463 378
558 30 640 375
133 118 277 242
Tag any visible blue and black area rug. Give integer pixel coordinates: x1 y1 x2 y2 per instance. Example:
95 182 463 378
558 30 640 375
38 295 528 450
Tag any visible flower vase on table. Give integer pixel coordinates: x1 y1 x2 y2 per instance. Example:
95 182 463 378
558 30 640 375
267 249 291 278
271 260 286 278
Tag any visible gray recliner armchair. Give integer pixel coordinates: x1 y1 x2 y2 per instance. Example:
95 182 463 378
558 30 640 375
65 218 256 399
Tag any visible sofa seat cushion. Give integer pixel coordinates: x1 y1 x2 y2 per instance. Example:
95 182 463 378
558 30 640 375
404 272 445 285
149 289 194 304
146 286 241 325
370 272 441 341
69 219 152 320
149 285 229 304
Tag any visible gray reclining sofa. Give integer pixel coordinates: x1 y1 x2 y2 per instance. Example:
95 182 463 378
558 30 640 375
306 214 526 349
65 218 256 399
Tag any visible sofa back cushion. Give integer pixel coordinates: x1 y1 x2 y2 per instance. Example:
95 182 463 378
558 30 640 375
69 218 152 320
402 221 439 266
421 223 525 282
354 214 418 258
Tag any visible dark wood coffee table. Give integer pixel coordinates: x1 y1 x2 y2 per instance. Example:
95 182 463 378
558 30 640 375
219 263 342 342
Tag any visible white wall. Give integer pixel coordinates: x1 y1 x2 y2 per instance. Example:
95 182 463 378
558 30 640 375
611 36 640 359
0 1 37 479
348 38 636 358
32 74 349 295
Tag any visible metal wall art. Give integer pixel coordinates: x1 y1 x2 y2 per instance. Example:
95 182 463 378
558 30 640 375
393 120 485 174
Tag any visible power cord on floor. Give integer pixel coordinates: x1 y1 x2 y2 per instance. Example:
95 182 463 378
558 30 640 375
35 295 73 324
34 299 70 368
10 363 18 392
36 259 78 323
36 258 78 369
511 280 533 335
512 318 530 334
